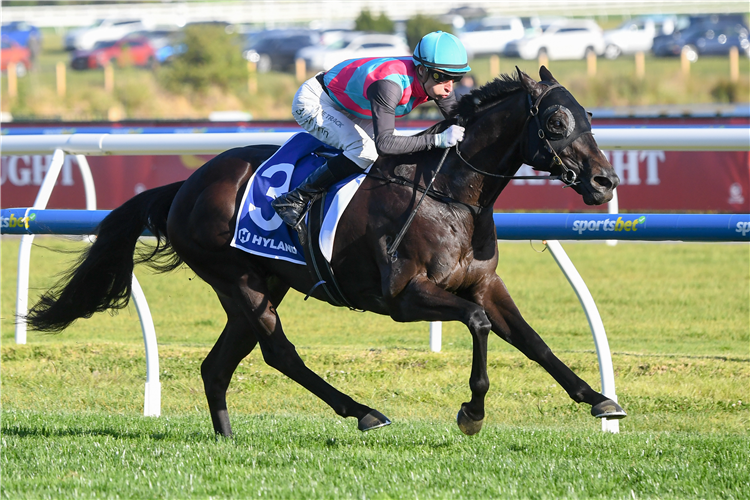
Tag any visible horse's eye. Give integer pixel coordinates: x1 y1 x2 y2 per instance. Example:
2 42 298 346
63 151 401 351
542 105 575 140
547 114 567 134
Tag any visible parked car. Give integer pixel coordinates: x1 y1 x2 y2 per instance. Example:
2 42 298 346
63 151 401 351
1 36 32 76
652 17 750 61
152 32 187 64
296 32 410 72
128 29 183 64
70 36 156 70
64 19 145 51
602 15 680 59
504 19 605 60
459 16 525 58
243 30 320 73
1 21 42 60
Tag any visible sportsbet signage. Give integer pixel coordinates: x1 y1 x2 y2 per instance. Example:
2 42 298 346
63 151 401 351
571 216 647 235
492 213 750 241
1 212 36 230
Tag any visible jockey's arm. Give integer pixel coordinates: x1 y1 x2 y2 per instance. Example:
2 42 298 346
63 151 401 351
368 79 457 156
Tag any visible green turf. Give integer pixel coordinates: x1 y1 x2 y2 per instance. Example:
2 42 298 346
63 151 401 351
3 411 748 500
1 237 748 498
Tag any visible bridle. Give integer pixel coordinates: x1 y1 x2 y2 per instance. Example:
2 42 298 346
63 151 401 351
455 83 590 188
386 82 589 260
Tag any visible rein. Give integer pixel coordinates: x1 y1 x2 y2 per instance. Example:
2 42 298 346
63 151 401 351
386 146 451 261
385 82 584 261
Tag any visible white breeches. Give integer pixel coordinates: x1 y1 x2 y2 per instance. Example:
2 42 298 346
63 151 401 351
291 75 378 170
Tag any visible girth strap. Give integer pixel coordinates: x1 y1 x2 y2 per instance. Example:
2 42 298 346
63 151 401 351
303 193 359 310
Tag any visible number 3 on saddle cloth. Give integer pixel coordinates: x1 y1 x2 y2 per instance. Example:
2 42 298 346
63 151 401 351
231 133 368 306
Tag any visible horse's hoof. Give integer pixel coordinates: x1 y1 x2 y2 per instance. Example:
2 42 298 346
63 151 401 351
358 410 391 432
591 399 627 419
456 406 484 436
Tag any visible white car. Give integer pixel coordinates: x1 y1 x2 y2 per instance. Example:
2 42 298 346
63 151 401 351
603 16 678 59
64 19 145 51
459 16 525 58
504 19 605 60
296 32 410 72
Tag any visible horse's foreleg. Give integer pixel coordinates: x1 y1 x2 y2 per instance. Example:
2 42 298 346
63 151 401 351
388 276 491 435
234 278 389 431
480 276 626 419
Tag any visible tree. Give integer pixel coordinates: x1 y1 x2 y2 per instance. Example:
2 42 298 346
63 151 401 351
405 14 451 49
158 24 247 94
355 8 395 33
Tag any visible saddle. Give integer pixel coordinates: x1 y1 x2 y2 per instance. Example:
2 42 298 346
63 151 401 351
229 132 362 308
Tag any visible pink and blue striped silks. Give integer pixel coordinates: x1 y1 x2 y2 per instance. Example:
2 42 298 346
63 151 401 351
323 57 430 119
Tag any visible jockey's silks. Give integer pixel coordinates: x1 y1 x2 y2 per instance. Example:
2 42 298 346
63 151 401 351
323 57 430 119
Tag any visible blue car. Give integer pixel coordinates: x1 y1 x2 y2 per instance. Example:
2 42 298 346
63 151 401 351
1 21 42 60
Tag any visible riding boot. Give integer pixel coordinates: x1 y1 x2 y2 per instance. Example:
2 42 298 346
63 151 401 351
271 163 335 228
272 154 362 229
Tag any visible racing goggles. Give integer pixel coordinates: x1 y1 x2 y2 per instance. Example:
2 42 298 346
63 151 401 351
430 70 464 83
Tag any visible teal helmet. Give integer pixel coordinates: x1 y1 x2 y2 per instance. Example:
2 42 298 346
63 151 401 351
413 31 471 74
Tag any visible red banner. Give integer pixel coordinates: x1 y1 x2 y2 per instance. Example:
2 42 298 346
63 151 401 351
2 150 748 213
494 150 750 212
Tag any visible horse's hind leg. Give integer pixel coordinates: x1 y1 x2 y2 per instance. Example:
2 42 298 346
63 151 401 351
201 294 260 437
233 274 390 432
480 275 626 419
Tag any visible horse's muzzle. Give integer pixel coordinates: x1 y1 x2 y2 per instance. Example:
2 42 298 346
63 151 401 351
579 169 620 205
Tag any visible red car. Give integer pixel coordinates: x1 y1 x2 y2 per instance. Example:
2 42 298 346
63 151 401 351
1 37 32 77
70 36 156 70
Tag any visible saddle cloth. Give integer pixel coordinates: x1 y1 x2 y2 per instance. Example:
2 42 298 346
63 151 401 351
231 132 367 264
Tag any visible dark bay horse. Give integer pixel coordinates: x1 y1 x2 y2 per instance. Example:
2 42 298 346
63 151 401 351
26 67 624 437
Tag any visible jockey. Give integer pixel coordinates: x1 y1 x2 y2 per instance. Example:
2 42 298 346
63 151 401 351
272 30 471 229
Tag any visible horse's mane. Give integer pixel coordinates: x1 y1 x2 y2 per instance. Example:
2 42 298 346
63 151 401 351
415 72 524 136
456 72 523 119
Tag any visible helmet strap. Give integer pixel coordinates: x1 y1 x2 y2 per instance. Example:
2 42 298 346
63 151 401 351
416 65 431 93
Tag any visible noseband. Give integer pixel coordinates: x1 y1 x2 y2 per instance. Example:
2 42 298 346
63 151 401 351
455 83 589 187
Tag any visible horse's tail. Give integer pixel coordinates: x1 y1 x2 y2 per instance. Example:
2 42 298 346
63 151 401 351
25 181 185 333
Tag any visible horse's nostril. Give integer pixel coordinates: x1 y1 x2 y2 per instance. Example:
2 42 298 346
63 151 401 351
593 175 613 191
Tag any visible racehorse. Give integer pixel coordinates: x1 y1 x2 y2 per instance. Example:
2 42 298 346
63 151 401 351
26 67 625 437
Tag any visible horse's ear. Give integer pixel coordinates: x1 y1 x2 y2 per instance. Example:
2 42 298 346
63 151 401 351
517 66 543 98
539 66 559 84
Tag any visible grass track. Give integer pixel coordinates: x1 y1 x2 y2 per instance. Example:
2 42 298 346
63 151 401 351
1 237 748 498
3 411 749 499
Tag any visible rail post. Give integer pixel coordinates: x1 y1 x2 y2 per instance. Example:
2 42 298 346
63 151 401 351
7 62 18 98
729 46 739 82
635 51 645 80
587 50 597 77
544 240 619 433
56 61 66 96
489 54 500 78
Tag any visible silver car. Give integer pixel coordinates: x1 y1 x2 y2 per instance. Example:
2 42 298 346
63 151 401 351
603 16 680 59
